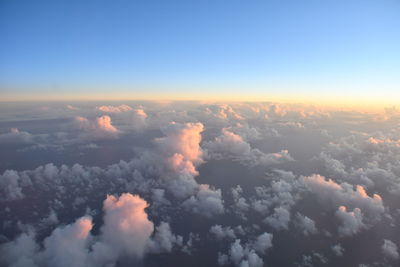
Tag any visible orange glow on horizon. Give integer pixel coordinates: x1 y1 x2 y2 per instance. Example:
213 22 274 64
1 89 398 113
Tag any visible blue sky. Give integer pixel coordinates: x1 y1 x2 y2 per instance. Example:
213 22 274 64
0 0 399 103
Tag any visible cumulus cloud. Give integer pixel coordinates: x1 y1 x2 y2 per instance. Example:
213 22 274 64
219 238 267 267
96 104 133 113
295 213 318 236
1 171 24 201
41 216 93 267
335 206 364 237
182 184 224 217
153 122 204 198
0 231 39 267
0 217 93 267
264 206 291 231
0 193 159 267
253 232 273 255
74 115 119 139
210 225 236 240
147 222 183 253
131 108 148 130
0 128 34 144
205 128 293 166
91 193 154 263
382 239 399 261
331 243 344 257
156 122 204 166
302 174 384 220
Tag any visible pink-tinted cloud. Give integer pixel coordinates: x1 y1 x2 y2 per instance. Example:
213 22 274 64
96 104 133 113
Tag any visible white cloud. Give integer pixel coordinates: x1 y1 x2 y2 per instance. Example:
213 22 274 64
210 225 236 240
335 206 364 237
0 170 24 201
74 115 119 139
0 128 34 144
382 239 399 261
295 213 318 236
96 104 133 113
182 184 224 217
264 206 291 231
91 193 154 262
302 174 384 221
205 128 293 166
253 232 273 255
147 222 183 253
41 216 93 267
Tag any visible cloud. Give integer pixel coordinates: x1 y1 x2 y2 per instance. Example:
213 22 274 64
182 184 224 217
205 128 293 166
382 239 399 261
4 101 400 266
147 222 183 253
264 206 291 231
302 174 384 221
96 104 133 113
0 217 93 267
210 225 236 240
0 231 39 267
154 122 204 198
331 244 344 257
41 216 93 267
0 193 165 267
0 170 24 201
220 239 265 267
335 206 364 237
156 122 204 165
253 232 273 255
74 115 119 139
0 128 34 144
91 193 154 262
131 108 148 130
231 185 250 216
295 213 318 236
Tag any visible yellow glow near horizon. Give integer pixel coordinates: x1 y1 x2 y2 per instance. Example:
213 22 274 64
1 89 399 113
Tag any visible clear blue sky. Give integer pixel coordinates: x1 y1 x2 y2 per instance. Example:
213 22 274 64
0 0 399 102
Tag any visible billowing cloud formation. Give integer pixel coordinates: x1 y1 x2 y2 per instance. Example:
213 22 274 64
0 216 93 267
182 184 224 217
205 128 292 166
42 216 93 267
131 108 148 130
154 122 204 198
302 174 384 221
156 122 204 166
335 206 364 237
0 193 182 267
74 115 119 139
218 233 273 267
90 193 154 264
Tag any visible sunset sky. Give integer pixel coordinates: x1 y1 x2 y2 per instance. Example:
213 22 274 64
2 2 400 266
1 0 399 105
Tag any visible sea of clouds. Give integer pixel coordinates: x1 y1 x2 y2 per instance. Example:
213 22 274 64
0 101 399 267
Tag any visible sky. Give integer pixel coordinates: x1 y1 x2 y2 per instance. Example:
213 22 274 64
0 0 399 104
